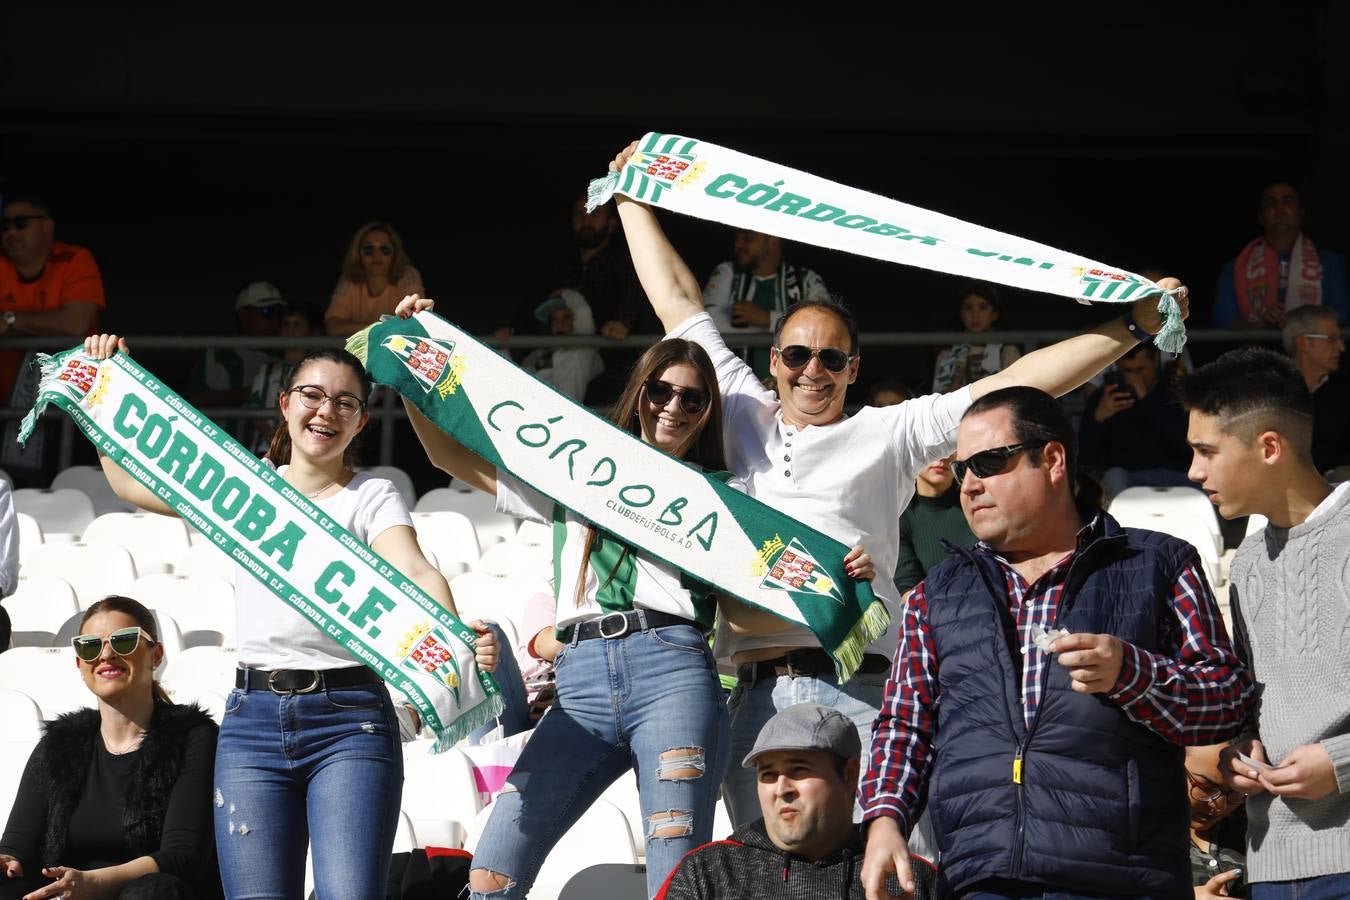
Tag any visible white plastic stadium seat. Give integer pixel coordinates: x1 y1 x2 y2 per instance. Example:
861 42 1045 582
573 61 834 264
15 512 43 564
449 572 549 638
0 737 39 839
51 465 137 516
162 645 239 701
127 574 236 647
172 543 238 584
475 540 550 580
0 647 98 719
2 574 80 646
83 512 193 577
1108 486 1222 555
400 740 481 851
415 487 518 546
21 542 138 608
411 511 482 570
13 488 96 539
557 864 649 900
0 689 46 742
359 466 418 509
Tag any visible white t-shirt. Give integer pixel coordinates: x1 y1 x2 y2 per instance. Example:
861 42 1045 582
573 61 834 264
496 472 733 631
668 313 974 659
235 468 413 670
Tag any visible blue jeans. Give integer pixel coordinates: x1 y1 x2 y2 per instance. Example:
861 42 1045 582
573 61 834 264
722 666 887 827
469 620 730 899
1252 874 1350 900
213 678 403 899
468 622 534 745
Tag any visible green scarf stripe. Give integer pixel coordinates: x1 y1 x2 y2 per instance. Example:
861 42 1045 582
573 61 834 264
590 130 1189 353
349 312 889 680
21 348 500 751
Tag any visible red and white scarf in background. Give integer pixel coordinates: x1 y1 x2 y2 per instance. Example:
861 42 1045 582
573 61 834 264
1234 233 1323 322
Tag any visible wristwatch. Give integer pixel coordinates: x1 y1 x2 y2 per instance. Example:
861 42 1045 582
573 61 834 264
2 311 15 332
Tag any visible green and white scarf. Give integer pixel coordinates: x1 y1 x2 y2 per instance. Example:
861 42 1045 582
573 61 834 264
348 311 888 680
19 348 500 751
589 131 1188 352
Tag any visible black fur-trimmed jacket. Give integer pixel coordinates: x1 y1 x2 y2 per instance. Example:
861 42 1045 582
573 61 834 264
0 701 218 890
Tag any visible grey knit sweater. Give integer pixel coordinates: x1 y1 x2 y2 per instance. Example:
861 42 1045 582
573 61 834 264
1228 482 1350 883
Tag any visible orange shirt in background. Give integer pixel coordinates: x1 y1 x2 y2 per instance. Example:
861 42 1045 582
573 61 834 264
324 266 424 334
0 241 106 400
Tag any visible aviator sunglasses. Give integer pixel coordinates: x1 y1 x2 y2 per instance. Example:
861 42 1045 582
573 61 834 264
361 243 394 257
72 627 157 662
773 345 854 373
950 441 1048 484
644 379 710 415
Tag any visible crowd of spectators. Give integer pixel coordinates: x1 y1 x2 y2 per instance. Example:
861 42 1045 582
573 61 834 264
0 165 1346 899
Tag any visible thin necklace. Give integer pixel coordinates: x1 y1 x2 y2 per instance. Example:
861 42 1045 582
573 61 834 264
104 730 146 755
304 477 339 499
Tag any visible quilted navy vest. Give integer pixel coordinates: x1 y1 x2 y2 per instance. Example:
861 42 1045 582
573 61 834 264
922 514 1193 898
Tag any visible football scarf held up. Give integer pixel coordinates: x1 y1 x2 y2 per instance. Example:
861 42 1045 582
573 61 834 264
589 131 1189 352
19 348 501 751
347 311 888 681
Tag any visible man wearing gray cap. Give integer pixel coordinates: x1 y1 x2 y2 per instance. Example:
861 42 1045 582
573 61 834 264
655 703 934 899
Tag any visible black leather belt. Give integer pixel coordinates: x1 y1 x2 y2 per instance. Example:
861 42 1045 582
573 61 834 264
557 609 702 644
737 648 891 686
236 666 382 695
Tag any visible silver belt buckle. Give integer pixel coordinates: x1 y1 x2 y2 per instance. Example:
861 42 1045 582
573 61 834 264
268 669 321 695
597 612 631 639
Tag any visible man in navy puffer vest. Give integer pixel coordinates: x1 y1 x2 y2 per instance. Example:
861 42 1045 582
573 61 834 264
859 386 1255 900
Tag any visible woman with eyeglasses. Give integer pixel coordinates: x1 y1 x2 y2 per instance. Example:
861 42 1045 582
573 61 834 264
0 596 220 900
1186 744 1249 899
83 335 498 899
391 295 873 899
323 221 424 337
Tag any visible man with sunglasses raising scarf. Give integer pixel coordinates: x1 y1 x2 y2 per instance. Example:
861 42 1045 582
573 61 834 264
859 387 1254 899
610 142 1208 836
0 190 106 482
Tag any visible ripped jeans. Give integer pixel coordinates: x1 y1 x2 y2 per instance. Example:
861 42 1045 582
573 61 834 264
469 621 730 899
212 678 403 899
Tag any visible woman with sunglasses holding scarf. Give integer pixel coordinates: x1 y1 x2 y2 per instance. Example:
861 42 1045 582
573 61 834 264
0 597 220 900
391 295 873 900
323 221 424 337
82 335 498 899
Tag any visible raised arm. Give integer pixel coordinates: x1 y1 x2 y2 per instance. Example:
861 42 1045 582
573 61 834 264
82 334 176 516
609 142 705 333
392 295 497 495
971 282 1190 400
372 524 497 672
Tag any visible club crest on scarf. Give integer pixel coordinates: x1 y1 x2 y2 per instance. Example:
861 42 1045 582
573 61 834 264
397 622 464 706
754 535 843 604
1072 267 1152 303
621 134 707 204
381 335 466 398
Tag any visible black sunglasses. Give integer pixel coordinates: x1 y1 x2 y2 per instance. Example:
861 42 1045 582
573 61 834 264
644 379 710 415
950 441 1048 484
361 243 394 257
0 214 49 232
72 626 156 662
774 345 854 373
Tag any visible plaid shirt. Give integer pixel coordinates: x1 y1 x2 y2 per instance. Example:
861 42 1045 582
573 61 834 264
859 516 1255 834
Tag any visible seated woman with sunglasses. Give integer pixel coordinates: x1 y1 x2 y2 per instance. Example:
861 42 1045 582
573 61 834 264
0 597 220 900
391 295 874 900
83 335 498 899
324 220 424 337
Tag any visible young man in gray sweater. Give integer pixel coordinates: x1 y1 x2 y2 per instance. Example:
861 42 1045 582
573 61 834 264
1182 347 1350 898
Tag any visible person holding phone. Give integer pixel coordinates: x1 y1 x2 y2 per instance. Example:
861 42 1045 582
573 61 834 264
1079 341 1194 500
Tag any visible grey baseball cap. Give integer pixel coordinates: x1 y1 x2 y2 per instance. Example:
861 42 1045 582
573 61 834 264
741 702 861 768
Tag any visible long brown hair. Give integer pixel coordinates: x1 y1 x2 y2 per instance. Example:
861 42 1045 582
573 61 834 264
265 348 372 468
81 596 171 704
341 220 413 285
573 339 727 606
